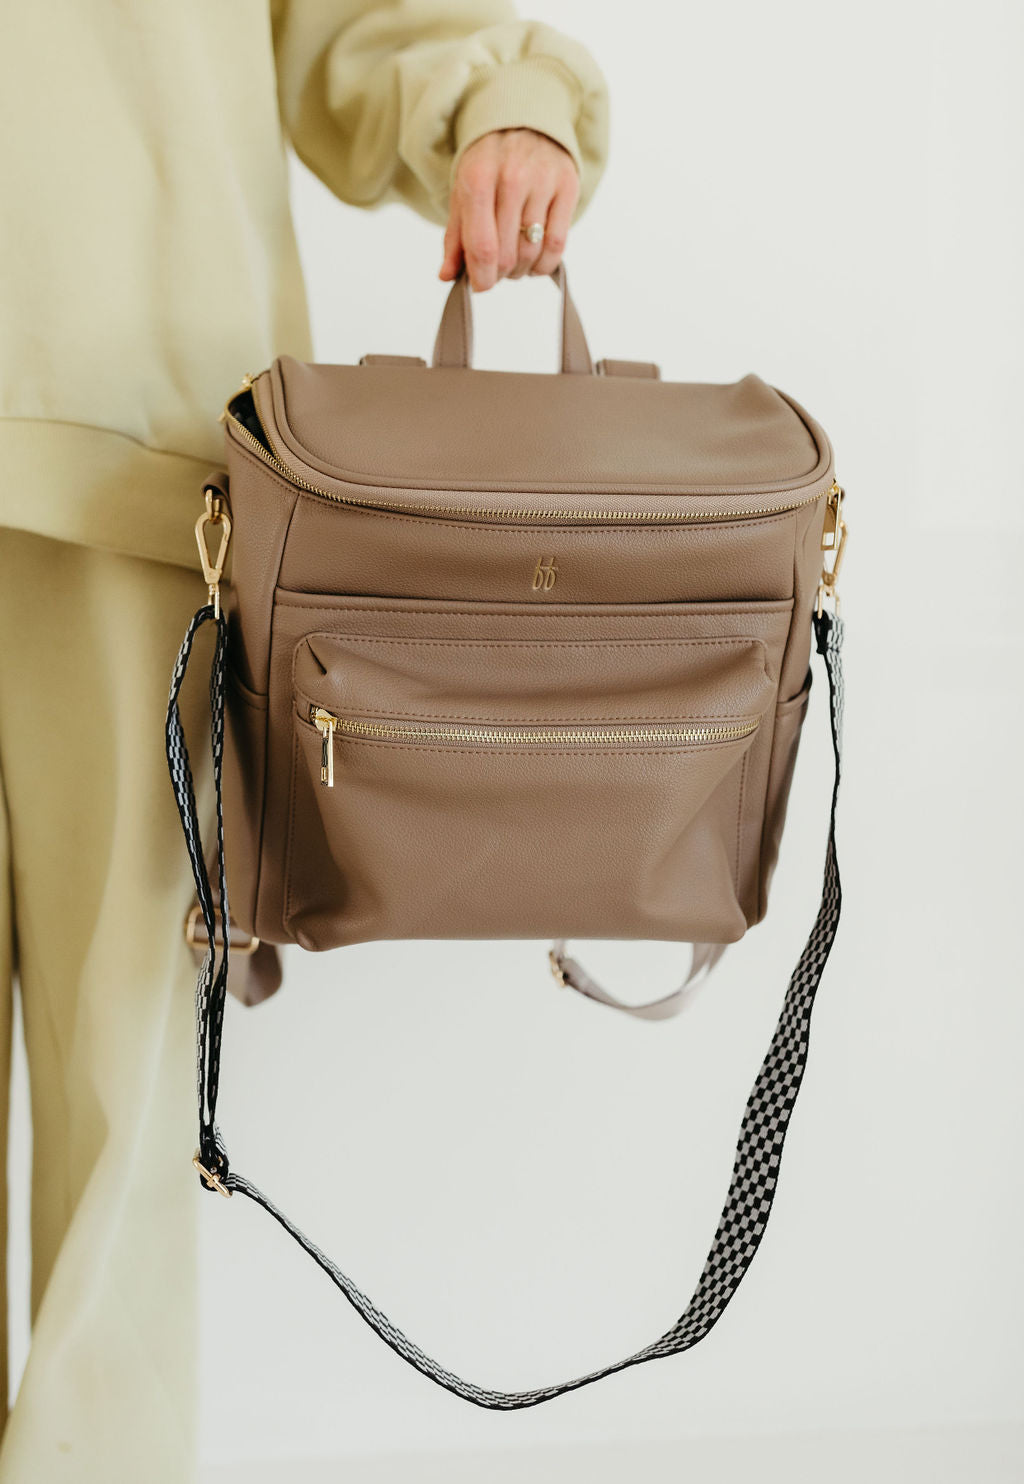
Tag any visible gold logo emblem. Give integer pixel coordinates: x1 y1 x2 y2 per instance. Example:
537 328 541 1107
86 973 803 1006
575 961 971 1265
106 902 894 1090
532 556 558 591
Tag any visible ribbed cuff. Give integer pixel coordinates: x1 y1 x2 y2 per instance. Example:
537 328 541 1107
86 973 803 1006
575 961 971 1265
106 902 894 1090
450 56 582 189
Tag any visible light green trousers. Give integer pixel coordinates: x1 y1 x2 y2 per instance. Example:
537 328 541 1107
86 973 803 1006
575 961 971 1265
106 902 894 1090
0 525 212 1482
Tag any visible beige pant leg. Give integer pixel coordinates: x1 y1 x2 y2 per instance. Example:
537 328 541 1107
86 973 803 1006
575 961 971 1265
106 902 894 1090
0 708 11 1431
0 526 213 1484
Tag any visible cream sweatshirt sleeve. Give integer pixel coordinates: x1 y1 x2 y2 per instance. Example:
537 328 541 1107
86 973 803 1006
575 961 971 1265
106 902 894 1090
270 0 609 225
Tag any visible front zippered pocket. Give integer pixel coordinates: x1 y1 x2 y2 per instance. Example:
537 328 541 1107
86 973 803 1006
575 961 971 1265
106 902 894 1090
282 613 782 951
307 704 761 788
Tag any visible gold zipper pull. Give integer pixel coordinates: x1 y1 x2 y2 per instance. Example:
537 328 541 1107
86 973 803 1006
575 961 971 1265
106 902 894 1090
311 707 338 787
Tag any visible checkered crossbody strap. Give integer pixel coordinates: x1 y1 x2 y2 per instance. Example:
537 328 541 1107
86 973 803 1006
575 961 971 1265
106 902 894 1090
166 608 844 1412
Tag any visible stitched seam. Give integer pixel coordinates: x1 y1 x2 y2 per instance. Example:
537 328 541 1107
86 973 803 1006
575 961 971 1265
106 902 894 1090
283 725 302 926
307 639 764 649
461 276 469 365
299 635 769 651
247 430 822 497
734 751 749 891
276 595 795 615
291 636 772 727
290 636 770 700
290 685 759 727
250 489 301 937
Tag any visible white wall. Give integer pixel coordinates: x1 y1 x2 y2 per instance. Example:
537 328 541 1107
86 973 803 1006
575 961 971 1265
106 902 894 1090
47 0 1024 1476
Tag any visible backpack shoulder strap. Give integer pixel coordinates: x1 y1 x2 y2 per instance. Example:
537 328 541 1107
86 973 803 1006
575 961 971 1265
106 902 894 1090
165 607 844 1411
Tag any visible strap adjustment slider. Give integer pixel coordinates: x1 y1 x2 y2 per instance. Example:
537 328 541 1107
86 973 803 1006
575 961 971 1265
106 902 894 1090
193 1151 233 1198
184 902 261 956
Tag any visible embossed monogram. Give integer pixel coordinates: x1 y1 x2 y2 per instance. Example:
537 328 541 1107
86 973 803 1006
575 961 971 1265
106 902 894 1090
532 556 558 591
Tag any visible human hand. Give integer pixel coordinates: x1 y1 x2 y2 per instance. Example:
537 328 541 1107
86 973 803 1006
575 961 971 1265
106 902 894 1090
441 127 580 291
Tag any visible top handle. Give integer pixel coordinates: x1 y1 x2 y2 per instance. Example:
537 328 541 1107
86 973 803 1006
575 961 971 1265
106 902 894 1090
431 260 594 375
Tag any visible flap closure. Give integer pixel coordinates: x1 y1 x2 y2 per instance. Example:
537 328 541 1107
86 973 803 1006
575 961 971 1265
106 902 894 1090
258 355 828 497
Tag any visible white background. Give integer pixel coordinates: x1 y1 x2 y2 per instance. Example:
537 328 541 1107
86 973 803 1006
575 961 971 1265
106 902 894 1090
12 0 1024 1479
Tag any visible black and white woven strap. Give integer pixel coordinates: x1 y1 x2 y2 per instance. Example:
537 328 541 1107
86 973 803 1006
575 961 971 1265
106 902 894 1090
165 608 844 1412
165 606 233 1180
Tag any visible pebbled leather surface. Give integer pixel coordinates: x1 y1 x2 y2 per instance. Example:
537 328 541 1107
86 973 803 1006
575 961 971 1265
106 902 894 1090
219 271 834 954
275 482 804 606
263 357 826 495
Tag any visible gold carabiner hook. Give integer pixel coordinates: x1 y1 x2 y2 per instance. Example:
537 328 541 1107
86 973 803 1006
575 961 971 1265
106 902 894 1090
194 487 232 619
816 481 847 617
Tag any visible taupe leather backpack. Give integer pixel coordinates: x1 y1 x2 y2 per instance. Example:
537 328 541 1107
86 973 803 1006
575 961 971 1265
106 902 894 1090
167 263 848 1409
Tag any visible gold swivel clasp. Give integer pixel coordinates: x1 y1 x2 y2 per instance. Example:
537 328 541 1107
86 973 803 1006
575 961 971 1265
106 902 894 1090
816 481 847 616
194 487 232 620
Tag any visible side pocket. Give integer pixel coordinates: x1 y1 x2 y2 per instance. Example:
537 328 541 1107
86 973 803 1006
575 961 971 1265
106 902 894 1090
223 663 269 940
757 670 813 920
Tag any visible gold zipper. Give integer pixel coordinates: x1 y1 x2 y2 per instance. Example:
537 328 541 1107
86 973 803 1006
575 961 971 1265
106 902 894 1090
226 377 837 526
308 704 758 788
